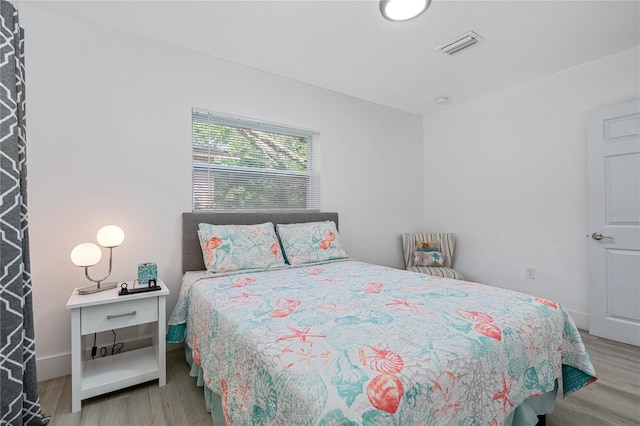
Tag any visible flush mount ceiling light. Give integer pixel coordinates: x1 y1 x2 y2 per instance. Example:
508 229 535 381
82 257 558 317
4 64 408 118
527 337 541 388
380 0 432 22
436 31 483 55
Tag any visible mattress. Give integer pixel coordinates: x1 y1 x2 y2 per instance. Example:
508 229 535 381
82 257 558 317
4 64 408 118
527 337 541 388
167 259 596 425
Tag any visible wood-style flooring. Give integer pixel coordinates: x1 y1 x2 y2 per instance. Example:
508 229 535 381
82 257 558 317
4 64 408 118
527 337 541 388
38 331 639 425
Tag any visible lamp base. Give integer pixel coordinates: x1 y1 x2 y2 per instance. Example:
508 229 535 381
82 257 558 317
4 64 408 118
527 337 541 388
76 281 118 295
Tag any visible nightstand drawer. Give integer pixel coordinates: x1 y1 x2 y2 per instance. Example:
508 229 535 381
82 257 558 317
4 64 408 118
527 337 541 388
81 297 157 335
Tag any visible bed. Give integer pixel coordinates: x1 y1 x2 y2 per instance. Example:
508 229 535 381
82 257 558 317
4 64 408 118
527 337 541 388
168 212 596 425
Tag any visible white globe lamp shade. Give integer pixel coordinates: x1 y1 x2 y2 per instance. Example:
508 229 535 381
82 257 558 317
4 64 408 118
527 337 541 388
96 225 125 248
380 0 431 21
70 243 102 267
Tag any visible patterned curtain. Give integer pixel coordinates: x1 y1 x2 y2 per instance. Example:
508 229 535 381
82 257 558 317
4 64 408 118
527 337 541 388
0 1 48 424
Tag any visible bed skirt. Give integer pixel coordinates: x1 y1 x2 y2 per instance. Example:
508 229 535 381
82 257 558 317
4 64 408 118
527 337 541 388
185 345 226 425
183 345 556 426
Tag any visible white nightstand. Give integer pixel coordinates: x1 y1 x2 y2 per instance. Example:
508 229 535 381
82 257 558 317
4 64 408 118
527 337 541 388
66 280 169 412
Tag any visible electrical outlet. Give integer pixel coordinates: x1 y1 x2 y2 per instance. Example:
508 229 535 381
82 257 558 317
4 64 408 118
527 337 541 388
525 267 536 280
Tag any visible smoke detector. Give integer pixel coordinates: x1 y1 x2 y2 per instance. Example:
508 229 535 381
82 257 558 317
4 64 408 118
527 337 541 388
436 31 483 55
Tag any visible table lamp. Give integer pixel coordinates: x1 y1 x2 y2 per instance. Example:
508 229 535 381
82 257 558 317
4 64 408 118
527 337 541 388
71 225 125 294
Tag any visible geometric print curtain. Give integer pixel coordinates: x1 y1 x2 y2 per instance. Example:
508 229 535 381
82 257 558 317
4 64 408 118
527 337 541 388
0 1 47 424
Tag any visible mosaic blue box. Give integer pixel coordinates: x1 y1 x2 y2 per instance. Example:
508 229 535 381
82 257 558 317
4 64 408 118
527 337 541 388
137 262 157 285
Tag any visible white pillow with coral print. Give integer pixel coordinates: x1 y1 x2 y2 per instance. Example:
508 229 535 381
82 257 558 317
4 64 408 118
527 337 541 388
198 222 284 272
276 221 348 265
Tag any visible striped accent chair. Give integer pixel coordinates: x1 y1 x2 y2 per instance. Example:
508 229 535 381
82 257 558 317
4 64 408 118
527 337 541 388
401 233 464 279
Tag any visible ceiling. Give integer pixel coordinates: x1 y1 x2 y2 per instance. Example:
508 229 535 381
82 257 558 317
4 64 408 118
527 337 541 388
24 0 640 116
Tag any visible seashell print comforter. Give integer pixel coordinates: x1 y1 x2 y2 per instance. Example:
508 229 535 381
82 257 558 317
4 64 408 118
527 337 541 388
167 259 596 425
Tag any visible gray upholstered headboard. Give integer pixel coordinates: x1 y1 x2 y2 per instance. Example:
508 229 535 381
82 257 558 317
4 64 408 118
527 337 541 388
182 212 339 273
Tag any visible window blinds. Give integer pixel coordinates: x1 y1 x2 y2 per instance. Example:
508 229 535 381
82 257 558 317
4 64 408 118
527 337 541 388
192 109 320 212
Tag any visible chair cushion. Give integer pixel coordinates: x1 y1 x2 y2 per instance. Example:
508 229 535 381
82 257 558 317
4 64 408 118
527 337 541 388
401 233 456 268
407 266 464 280
414 251 446 267
402 232 463 279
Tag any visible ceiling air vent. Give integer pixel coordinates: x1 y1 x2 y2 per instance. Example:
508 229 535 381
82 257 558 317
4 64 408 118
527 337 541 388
436 31 483 55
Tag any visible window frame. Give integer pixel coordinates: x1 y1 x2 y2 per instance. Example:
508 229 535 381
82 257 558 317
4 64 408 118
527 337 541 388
192 109 320 212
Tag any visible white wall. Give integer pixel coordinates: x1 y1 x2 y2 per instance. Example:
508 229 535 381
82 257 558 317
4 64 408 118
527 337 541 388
20 5 424 380
422 47 640 329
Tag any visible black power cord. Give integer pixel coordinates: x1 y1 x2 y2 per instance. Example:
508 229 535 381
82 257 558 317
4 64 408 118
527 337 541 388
91 330 124 358
91 334 98 359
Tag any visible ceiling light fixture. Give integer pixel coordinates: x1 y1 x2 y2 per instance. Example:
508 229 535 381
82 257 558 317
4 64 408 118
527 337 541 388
435 97 449 105
380 0 432 22
436 31 483 55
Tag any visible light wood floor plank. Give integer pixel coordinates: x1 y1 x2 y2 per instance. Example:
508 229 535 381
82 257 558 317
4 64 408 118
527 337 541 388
38 331 639 425
548 331 640 426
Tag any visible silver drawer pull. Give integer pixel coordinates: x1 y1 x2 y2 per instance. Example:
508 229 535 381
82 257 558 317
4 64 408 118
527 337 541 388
106 311 137 320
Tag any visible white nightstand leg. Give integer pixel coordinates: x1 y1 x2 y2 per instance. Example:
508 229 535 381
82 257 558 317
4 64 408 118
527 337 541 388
157 295 167 386
70 309 82 412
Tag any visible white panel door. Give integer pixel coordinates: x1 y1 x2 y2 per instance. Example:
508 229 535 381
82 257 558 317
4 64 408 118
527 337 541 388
587 99 640 346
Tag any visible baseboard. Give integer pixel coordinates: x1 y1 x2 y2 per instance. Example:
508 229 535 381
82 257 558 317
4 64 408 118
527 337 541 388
567 309 589 331
36 351 72 382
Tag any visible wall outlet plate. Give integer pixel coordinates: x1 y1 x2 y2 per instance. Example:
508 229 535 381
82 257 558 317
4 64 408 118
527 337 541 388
525 267 536 280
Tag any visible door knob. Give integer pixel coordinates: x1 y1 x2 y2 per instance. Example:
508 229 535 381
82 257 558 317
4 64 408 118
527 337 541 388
591 232 612 240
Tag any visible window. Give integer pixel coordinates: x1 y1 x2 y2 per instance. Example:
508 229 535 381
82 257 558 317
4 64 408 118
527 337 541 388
192 109 320 212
